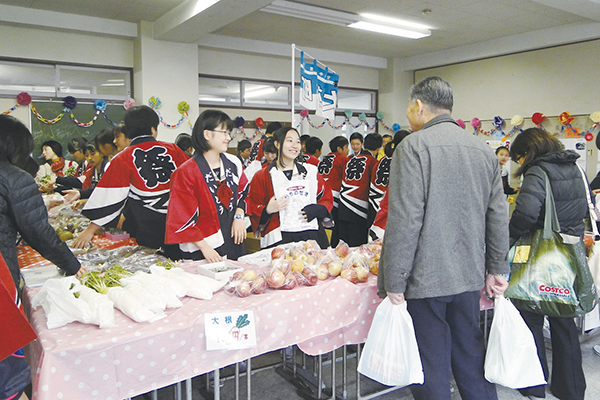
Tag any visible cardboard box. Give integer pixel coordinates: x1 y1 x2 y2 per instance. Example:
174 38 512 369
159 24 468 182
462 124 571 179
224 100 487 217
197 261 243 281
104 231 130 241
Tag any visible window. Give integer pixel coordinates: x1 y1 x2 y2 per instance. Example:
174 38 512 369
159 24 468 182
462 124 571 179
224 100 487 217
200 75 377 115
0 59 132 100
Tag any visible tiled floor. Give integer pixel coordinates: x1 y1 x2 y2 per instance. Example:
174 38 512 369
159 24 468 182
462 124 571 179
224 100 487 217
133 328 600 400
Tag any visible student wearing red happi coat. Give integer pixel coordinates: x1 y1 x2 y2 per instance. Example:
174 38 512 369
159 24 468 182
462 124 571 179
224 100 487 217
166 110 247 262
247 127 333 249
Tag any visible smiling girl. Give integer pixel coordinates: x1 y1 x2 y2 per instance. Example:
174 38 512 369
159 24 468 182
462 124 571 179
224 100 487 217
247 127 333 249
165 110 247 262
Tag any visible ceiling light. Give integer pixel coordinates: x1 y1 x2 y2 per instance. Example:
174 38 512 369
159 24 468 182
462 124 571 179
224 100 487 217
261 0 358 26
348 21 430 39
260 1 430 39
244 87 277 99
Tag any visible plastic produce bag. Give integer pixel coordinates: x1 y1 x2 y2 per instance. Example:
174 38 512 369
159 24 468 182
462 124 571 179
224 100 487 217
484 296 546 388
106 287 165 323
31 277 92 329
149 266 225 300
357 298 424 386
123 271 182 309
77 286 115 329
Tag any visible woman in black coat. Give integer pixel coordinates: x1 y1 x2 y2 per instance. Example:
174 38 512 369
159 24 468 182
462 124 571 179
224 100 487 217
509 127 588 400
0 115 85 292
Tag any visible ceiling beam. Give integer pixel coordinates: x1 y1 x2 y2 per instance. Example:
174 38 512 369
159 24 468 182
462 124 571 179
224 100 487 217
154 0 272 42
196 34 388 69
528 0 600 21
401 21 600 71
0 4 137 38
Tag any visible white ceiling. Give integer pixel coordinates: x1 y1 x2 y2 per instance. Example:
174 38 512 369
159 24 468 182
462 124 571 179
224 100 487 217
2 0 600 70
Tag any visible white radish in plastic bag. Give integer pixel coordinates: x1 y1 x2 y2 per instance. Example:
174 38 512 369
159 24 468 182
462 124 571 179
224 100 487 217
77 286 115 329
163 267 225 300
106 287 165 323
150 266 187 298
31 277 92 329
357 298 424 386
122 280 166 313
124 271 182 309
484 296 546 388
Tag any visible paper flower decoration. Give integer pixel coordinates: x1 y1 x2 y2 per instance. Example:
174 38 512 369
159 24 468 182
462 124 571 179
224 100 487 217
470 118 481 129
16 92 31 106
358 113 367 122
300 109 309 118
94 99 107 111
531 112 545 125
148 96 161 109
590 112 600 123
510 115 523 126
376 111 384 120
585 132 594 141
234 116 245 129
177 101 190 114
255 117 264 128
392 123 401 132
63 96 77 109
344 109 353 119
559 111 574 125
123 97 136 110
456 119 466 129
492 116 504 128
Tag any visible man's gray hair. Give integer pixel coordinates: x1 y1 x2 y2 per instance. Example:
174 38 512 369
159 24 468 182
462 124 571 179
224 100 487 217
409 76 453 113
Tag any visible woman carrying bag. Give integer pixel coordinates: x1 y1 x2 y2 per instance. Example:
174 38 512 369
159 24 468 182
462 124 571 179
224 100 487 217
508 128 589 400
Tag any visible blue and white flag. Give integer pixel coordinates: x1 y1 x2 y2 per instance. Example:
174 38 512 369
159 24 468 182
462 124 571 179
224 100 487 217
316 67 339 121
300 52 318 110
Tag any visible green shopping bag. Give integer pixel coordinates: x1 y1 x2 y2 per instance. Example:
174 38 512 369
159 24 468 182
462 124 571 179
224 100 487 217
505 168 598 318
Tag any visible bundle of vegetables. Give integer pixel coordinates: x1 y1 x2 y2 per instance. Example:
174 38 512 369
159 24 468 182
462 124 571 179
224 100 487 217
80 265 132 294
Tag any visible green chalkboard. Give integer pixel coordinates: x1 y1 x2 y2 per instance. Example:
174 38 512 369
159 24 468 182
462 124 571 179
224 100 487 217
31 102 126 160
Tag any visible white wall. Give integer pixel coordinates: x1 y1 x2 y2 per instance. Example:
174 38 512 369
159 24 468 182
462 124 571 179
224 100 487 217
0 24 133 67
415 39 600 177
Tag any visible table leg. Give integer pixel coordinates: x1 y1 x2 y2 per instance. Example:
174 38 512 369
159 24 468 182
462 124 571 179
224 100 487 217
175 381 182 400
342 346 347 399
213 368 220 400
331 348 336 400
151 389 158 400
317 354 322 399
235 362 240 400
356 344 361 399
185 379 192 400
247 358 252 400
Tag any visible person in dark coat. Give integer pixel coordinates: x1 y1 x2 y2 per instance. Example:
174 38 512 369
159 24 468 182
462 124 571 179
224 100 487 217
509 127 589 400
0 115 85 294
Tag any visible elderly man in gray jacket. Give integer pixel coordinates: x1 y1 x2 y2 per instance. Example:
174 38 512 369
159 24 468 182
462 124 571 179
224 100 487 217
378 77 510 400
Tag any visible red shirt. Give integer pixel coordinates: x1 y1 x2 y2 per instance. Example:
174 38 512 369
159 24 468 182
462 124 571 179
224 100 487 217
338 153 378 221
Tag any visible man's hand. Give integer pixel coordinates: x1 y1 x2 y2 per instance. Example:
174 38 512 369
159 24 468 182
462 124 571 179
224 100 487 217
387 292 405 305
63 189 81 205
71 223 99 249
485 274 508 298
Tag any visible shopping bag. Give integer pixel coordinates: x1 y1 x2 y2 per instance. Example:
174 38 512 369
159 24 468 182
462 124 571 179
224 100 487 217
505 168 598 317
588 242 600 292
357 297 424 387
484 296 546 389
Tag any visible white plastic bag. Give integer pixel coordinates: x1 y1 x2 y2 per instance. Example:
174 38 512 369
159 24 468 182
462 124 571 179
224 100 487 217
31 277 92 329
106 287 166 323
357 297 424 386
78 286 115 329
484 296 546 389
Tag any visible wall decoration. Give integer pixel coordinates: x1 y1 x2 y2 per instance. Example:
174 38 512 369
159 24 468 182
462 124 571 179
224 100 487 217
148 96 192 129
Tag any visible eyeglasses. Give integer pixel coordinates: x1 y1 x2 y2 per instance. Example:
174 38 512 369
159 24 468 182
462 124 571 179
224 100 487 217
211 129 231 136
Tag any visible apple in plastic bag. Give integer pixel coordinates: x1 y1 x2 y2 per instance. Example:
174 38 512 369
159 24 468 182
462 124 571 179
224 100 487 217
235 281 252 297
316 265 329 280
282 273 297 290
302 269 318 286
355 265 369 282
328 260 342 277
267 269 285 289
271 247 286 260
251 275 267 294
340 268 357 284
291 258 305 273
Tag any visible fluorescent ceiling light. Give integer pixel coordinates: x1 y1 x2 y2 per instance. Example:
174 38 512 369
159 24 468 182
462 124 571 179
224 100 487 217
261 0 358 26
244 87 277 99
260 1 430 39
348 21 430 39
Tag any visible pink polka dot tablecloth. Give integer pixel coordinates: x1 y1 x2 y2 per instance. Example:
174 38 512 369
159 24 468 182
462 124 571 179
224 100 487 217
23 262 381 400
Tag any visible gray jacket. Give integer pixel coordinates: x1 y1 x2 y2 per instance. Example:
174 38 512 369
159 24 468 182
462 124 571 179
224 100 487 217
377 115 509 299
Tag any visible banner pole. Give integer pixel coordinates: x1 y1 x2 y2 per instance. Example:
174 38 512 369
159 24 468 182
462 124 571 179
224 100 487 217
291 43 295 128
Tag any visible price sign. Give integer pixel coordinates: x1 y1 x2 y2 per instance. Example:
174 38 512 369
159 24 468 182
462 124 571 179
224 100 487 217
204 310 257 350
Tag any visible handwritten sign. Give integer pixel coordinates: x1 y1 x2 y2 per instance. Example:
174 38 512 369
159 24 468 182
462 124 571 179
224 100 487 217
204 310 257 350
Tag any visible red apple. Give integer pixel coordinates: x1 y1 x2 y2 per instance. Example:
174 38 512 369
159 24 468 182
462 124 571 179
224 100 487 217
369 260 379 275
251 275 267 294
282 273 297 290
304 239 320 251
271 247 286 260
231 271 243 281
235 281 251 297
302 270 318 286
335 242 350 258
340 268 357 284
267 269 285 289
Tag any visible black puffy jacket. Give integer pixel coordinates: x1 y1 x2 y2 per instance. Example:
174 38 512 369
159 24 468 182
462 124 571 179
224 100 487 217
0 157 80 290
509 150 589 245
